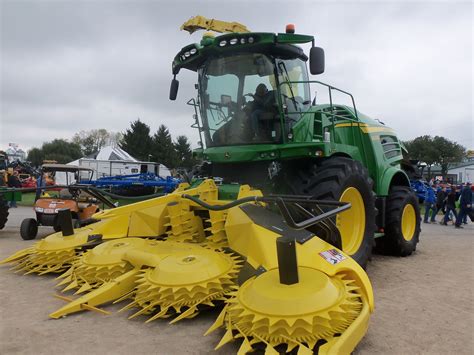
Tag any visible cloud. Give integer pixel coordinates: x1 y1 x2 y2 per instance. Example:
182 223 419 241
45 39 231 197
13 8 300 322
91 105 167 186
1 0 472 153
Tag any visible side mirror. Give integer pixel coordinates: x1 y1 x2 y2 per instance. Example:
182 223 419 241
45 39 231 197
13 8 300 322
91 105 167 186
169 78 179 100
309 47 325 75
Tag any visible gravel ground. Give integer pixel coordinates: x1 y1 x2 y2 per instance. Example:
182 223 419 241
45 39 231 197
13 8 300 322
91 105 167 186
0 206 472 354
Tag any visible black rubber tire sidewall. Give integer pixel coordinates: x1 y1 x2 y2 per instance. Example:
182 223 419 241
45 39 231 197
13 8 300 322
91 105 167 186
20 218 38 240
0 194 9 230
381 186 421 256
282 157 376 268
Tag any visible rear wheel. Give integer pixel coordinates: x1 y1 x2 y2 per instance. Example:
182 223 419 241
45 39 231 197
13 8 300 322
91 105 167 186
0 194 9 230
377 186 420 256
283 157 376 268
20 218 38 240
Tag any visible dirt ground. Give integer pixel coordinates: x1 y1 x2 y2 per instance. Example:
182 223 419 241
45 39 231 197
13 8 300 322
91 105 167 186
0 207 472 354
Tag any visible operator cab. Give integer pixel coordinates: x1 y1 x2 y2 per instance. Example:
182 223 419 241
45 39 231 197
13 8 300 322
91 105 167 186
199 53 311 147
170 27 324 149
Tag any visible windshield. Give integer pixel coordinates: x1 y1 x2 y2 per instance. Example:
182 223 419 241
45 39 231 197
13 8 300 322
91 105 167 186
276 58 311 125
199 53 280 147
199 53 310 147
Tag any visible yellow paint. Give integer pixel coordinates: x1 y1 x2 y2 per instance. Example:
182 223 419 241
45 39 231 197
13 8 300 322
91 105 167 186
334 122 395 134
401 204 416 241
337 187 365 256
181 15 249 34
5 178 374 353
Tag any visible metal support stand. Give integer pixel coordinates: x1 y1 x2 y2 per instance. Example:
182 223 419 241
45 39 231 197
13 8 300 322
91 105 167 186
57 208 74 236
276 236 299 285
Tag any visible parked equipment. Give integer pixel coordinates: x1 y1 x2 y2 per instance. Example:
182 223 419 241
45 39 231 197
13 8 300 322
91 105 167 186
2 16 421 354
20 164 100 240
83 172 181 195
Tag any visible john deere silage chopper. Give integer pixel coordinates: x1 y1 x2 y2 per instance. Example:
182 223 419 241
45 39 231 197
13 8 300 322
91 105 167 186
1 16 421 354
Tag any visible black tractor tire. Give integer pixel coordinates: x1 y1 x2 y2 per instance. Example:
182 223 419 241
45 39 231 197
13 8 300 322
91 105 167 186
20 218 38 240
377 186 421 256
0 194 9 230
284 157 376 268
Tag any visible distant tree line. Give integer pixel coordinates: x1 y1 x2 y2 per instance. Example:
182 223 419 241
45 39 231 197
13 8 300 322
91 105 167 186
26 120 197 171
121 119 196 169
404 135 466 178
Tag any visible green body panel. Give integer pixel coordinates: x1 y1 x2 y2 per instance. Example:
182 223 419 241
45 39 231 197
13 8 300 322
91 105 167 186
217 184 241 200
175 31 410 198
198 103 408 196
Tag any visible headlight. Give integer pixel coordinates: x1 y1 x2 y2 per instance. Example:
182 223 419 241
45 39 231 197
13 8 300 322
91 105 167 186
190 48 197 55
35 207 44 212
229 38 238 45
184 51 190 57
248 37 254 44
219 40 227 47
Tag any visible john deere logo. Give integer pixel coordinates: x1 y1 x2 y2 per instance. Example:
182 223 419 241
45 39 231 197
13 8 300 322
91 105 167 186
224 152 230 159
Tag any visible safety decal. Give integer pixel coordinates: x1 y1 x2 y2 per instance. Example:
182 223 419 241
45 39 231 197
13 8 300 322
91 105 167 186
319 249 346 265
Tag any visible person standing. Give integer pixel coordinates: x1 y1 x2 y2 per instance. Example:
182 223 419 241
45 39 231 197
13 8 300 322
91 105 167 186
0 171 5 187
424 183 437 223
442 186 458 225
7 171 21 208
455 182 472 229
35 172 47 201
436 186 446 217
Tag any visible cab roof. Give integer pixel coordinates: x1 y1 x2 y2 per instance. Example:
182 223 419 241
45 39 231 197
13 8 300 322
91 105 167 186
172 32 313 74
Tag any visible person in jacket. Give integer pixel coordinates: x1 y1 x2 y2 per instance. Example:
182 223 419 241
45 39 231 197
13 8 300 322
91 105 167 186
436 186 446 216
0 171 5 187
455 182 472 228
7 171 21 207
442 186 458 225
424 184 437 223
35 172 47 201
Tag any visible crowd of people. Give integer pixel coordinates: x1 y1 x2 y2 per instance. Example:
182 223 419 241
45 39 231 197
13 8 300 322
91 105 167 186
423 181 473 228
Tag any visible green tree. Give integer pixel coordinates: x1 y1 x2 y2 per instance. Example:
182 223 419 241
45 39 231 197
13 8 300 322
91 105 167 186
152 125 177 169
174 135 194 169
404 135 466 179
432 136 466 177
72 129 116 155
404 136 438 178
27 148 44 167
121 119 153 161
41 139 82 164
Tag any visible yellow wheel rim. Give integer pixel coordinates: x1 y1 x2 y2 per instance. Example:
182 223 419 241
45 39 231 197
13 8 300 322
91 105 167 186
401 204 416 241
337 187 365 256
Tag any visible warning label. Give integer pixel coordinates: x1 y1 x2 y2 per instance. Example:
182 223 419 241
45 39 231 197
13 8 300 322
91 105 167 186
319 249 346 265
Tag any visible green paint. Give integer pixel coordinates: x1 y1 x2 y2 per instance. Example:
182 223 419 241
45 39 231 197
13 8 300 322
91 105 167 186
218 184 241 200
173 31 410 199
0 188 22 202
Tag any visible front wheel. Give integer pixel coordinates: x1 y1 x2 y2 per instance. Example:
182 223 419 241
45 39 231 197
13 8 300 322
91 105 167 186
20 218 38 240
283 157 376 268
377 186 421 256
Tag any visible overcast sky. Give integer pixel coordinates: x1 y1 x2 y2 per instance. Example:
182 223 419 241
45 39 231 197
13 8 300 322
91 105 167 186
1 0 472 153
